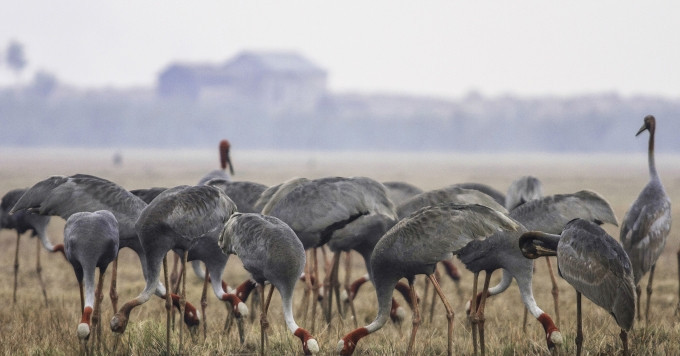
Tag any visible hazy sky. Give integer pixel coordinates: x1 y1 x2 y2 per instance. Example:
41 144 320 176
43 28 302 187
1 1 679 98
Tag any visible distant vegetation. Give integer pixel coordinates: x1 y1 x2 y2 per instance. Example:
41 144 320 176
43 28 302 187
1 86 679 152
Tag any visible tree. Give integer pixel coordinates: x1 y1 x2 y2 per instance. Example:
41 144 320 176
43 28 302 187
6 41 27 82
28 70 58 98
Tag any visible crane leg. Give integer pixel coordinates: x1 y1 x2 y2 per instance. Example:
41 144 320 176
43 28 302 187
170 253 180 292
421 275 430 317
522 307 528 333
179 251 188 354
645 264 656 325
405 278 421 356
298 250 312 323
429 274 454 356
13 233 21 304
93 268 106 352
428 269 440 323
676 250 680 316
36 238 49 307
545 256 560 327
201 270 210 341
635 285 642 321
575 291 582 356
332 251 344 321
476 271 492 356
469 272 480 356
620 329 629 356
344 251 358 328
311 248 320 333
109 256 119 313
258 284 274 356
163 255 171 356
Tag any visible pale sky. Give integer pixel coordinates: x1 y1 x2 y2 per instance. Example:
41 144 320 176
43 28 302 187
1 1 679 98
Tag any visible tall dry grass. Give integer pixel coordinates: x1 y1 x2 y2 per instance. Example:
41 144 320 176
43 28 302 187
1 148 680 355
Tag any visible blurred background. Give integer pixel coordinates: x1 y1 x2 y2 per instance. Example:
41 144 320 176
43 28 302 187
1 1 679 153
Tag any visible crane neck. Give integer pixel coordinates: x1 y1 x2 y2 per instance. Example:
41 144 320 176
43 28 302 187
647 127 659 179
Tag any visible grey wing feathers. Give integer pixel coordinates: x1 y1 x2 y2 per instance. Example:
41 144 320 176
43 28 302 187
453 183 506 206
206 179 268 213
378 204 520 266
10 174 147 221
511 190 618 233
620 198 671 283
557 221 636 330
397 186 507 219
257 177 310 214
138 185 236 241
506 176 543 211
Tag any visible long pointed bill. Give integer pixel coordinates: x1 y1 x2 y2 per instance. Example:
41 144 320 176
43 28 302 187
227 154 234 175
519 231 559 259
636 123 648 136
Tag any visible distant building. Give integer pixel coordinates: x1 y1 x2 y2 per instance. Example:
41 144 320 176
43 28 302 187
157 51 328 112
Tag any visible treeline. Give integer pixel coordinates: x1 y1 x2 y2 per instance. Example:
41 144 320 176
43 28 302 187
1 88 679 152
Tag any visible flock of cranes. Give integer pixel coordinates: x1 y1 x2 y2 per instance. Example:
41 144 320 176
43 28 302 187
0 115 673 355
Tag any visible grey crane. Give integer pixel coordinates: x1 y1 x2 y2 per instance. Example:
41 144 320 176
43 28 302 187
338 190 618 356
520 219 636 356
504 176 562 329
9 175 203 329
219 213 320 355
620 115 672 324
1 188 65 305
197 139 234 185
109 184 248 354
64 210 119 352
264 176 399 325
337 204 519 356
453 182 506 207
345 186 507 322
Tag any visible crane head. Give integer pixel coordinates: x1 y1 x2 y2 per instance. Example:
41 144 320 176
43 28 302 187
636 115 655 136
519 231 559 259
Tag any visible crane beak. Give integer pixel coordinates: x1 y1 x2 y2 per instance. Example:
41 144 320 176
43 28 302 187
519 231 559 259
635 122 648 136
227 154 235 175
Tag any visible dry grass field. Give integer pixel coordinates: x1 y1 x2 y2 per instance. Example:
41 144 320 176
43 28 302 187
1 148 680 355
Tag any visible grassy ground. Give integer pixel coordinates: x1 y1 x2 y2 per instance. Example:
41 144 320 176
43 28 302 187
1 148 680 355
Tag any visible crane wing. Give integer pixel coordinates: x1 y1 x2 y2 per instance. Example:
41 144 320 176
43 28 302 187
267 177 391 234
10 174 146 226
511 190 618 234
376 204 520 267
206 179 268 213
556 220 636 329
397 186 507 219
257 177 310 214
137 185 237 241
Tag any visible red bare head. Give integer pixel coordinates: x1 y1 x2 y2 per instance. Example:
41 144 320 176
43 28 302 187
222 293 248 318
235 279 257 301
338 327 369 355
77 306 93 339
348 275 369 300
169 294 200 327
294 328 319 355
538 313 563 349
219 139 234 174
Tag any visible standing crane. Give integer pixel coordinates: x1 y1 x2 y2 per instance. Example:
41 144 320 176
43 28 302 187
1 188 65 305
338 190 618 356
620 115 672 324
219 213 319 355
109 185 247 354
64 210 119 352
197 139 234 185
520 219 636 356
